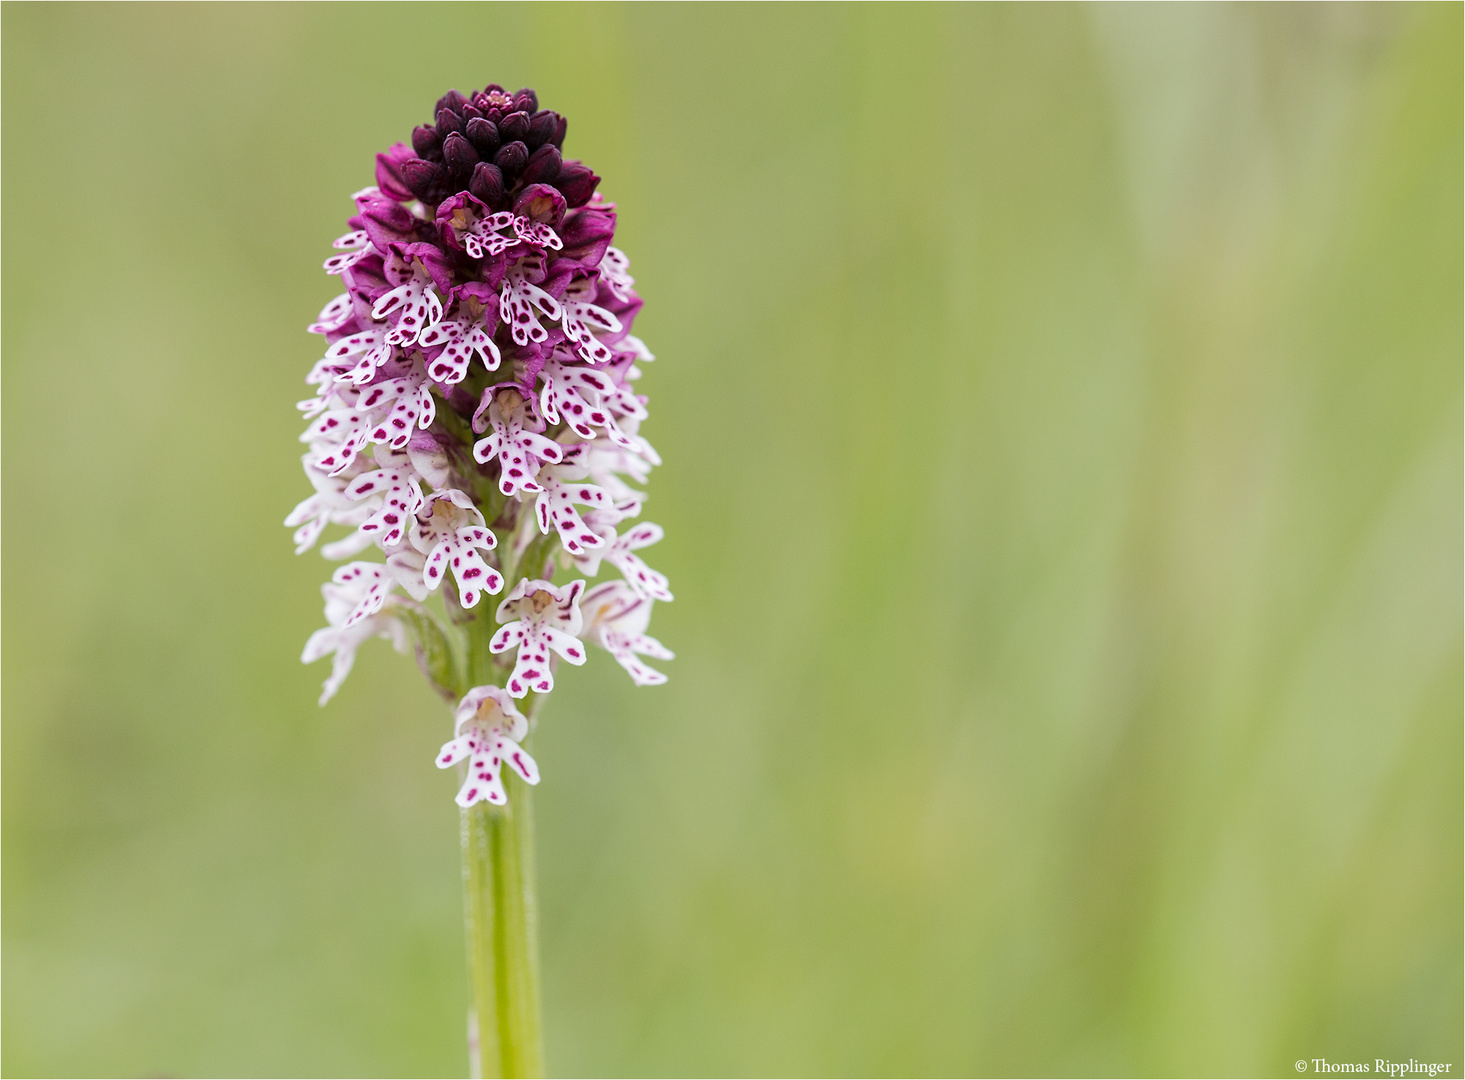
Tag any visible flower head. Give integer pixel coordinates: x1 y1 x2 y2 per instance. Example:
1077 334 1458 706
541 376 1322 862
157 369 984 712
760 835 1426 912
289 83 672 807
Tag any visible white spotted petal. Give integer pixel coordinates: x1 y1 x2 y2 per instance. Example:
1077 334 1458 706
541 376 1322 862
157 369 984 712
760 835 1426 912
489 579 587 697
436 686 539 807
410 490 502 608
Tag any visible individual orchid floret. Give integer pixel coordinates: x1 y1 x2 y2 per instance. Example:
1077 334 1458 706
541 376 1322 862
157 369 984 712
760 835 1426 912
435 685 540 807
301 567 409 705
533 457 612 557
472 387 563 497
538 353 618 440
323 228 372 275
345 450 426 549
558 277 623 365
322 326 391 386
419 300 502 385
573 519 673 602
499 256 561 346
410 490 503 607
598 247 635 303
358 362 437 450
513 214 562 251
580 580 673 686
329 561 399 628
308 292 356 336
373 260 444 348
302 404 375 477
490 579 587 697
458 209 519 259
285 459 377 554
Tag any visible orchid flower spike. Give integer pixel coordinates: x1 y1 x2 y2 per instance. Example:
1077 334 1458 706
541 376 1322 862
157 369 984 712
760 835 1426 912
289 83 672 807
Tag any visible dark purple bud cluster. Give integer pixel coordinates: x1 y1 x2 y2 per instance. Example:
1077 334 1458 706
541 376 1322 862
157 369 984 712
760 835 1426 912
401 85 600 213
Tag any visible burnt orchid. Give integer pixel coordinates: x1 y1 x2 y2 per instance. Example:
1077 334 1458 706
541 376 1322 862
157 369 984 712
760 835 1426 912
287 84 670 1078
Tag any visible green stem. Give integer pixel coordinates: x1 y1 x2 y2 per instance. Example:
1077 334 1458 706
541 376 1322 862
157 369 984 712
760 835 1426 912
461 597 545 1078
462 773 544 1078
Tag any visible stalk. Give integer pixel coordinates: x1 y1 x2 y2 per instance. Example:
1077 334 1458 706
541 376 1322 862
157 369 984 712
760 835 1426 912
462 775 544 1078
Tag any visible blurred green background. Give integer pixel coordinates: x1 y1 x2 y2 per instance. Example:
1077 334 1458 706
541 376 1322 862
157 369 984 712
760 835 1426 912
3 3 1460 1077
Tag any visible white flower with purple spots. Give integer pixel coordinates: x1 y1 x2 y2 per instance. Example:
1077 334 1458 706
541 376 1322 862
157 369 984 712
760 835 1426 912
472 388 563 497
301 564 408 705
373 270 443 348
435 685 540 807
559 278 621 365
302 405 376 476
358 366 437 450
411 490 503 608
419 304 501 385
573 520 672 602
460 209 518 259
308 292 355 336
323 228 371 275
490 579 587 697
511 214 562 251
598 247 635 303
580 581 673 686
345 454 426 549
285 459 376 554
322 326 392 387
534 467 612 557
538 353 617 440
499 258 561 346
329 561 398 628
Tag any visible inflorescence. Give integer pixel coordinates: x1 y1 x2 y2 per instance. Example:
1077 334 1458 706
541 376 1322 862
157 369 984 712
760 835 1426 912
289 84 671 808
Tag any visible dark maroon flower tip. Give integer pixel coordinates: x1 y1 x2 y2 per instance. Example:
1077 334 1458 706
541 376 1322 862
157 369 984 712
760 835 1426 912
469 161 506 206
397 86 601 212
412 125 442 159
498 110 530 144
436 108 464 138
465 117 500 158
521 144 562 187
494 140 529 176
401 158 444 201
554 162 600 207
527 111 557 150
443 132 480 177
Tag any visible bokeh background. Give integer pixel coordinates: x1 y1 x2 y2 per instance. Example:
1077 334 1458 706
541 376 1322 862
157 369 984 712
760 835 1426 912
3 3 1460 1077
